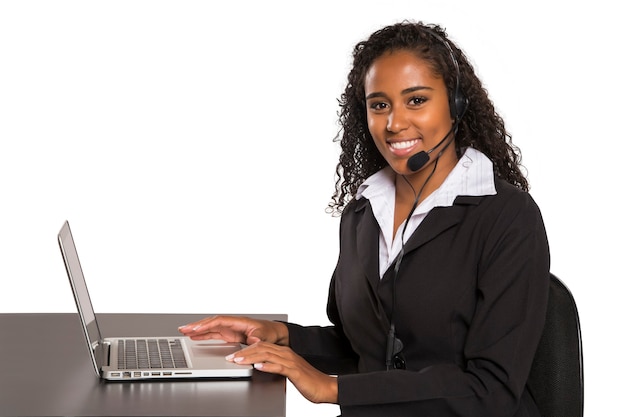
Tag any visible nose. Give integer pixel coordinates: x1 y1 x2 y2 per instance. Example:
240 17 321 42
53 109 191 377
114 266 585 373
386 108 410 133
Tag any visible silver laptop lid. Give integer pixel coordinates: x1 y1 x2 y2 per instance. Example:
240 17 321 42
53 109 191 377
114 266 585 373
58 220 106 377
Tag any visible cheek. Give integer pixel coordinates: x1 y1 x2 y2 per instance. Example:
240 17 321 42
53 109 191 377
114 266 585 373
367 122 388 155
420 111 453 135
366 114 375 132
368 132 388 157
367 114 385 138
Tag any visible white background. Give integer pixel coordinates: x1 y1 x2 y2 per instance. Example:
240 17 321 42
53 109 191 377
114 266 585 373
1 1 623 416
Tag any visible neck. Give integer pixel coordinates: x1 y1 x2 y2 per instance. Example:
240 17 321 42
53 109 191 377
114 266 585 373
400 150 458 201
392 153 455 238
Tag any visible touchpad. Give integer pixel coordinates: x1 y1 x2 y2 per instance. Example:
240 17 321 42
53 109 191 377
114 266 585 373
190 341 242 357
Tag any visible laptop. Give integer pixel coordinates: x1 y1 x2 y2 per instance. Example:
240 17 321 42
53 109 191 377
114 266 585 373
57 220 253 380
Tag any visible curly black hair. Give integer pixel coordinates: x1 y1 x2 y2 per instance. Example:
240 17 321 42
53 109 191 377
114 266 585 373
328 21 528 215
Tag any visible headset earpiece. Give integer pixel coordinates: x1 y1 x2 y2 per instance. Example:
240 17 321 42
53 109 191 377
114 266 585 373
424 27 468 121
453 92 468 121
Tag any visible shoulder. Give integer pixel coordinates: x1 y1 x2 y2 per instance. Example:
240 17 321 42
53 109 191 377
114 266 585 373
482 178 546 236
340 197 369 218
492 178 542 213
452 178 545 237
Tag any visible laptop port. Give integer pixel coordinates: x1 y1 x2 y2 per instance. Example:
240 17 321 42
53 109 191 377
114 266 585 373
134 372 142 378
123 372 131 378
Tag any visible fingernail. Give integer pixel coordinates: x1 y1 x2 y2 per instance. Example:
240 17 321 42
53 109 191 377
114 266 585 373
225 354 234 361
234 357 244 363
254 363 263 370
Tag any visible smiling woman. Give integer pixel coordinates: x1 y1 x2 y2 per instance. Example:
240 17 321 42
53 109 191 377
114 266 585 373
363 49 459 233
364 50 455 169
178 21 551 417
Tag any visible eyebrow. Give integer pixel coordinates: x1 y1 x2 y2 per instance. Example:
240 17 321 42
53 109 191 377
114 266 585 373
365 86 434 100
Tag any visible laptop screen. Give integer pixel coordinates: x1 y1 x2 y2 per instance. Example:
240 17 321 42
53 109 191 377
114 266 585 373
58 221 105 375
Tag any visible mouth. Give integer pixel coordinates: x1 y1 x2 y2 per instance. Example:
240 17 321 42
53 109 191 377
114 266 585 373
387 138 421 156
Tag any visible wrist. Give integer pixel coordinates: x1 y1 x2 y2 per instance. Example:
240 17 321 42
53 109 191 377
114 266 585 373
325 375 338 404
273 321 290 346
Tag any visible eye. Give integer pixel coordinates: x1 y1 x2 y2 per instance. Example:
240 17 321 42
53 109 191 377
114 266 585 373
408 96 427 106
368 101 389 112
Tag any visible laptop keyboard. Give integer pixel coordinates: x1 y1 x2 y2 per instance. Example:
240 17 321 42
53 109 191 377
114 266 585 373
117 338 189 369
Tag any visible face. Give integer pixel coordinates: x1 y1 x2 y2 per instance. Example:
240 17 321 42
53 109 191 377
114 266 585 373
364 49 455 175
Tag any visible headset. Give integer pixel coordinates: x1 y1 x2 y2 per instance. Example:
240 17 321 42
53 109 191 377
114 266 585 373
433 29 469 121
386 26 469 370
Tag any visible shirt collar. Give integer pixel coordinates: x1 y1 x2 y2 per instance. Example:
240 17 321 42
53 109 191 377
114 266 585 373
356 147 497 207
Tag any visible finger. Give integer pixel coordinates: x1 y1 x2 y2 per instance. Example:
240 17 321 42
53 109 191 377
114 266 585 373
246 353 299 379
181 317 254 344
228 343 291 367
179 316 239 335
253 361 279 373
178 316 216 334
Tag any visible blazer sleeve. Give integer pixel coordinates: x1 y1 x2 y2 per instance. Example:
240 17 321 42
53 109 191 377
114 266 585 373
335 190 550 416
285 272 359 375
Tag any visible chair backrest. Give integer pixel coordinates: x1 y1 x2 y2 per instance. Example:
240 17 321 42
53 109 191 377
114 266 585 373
527 273 584 417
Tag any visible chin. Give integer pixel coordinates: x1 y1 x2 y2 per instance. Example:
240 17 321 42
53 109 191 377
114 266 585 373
389 162 413 176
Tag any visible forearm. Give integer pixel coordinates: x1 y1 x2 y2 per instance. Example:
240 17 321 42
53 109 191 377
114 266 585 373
285 322 358 374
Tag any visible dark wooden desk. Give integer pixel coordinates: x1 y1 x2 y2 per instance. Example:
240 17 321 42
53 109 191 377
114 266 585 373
0 313 286 417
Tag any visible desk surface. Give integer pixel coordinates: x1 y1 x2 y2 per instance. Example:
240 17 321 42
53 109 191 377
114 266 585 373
0 313 287 417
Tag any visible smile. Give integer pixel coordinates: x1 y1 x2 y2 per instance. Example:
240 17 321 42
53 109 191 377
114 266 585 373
389 139 419 150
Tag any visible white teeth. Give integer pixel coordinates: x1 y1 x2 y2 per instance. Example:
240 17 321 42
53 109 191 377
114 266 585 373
389 139 418 150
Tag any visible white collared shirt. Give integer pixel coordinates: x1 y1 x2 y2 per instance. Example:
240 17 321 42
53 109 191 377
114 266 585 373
355 148 497 278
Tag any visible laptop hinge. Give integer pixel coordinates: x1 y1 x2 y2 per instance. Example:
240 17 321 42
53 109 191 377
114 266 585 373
102 341 111 367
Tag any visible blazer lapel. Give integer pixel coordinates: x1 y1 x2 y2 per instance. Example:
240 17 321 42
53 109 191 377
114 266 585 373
402 195 485 256
353 198 381 291
352 195 485 284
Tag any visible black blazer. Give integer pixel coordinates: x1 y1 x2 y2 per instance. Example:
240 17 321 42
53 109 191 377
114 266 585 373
287 178 550 417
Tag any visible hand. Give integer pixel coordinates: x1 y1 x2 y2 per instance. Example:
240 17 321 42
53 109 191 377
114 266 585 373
178 315 289 346
228 342 338 404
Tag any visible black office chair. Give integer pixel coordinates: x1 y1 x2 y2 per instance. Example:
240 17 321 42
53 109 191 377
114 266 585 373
527 273 584 417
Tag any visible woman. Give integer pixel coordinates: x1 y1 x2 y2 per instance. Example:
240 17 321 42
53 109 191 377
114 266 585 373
179 21 550 417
